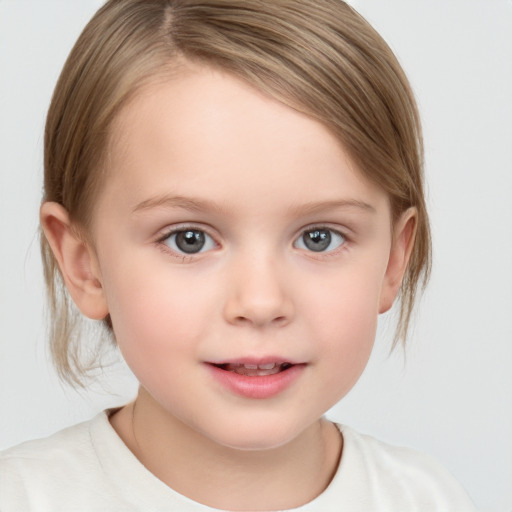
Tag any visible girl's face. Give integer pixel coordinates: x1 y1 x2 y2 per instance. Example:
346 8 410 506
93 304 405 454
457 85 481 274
87 63 408 450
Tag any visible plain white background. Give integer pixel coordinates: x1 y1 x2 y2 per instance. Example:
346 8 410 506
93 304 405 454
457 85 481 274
0 1 510 510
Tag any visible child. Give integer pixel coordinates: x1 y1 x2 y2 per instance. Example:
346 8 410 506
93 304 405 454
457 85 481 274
0 0 477 510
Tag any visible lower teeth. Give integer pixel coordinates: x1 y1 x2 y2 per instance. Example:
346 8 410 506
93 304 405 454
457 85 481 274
232 366 282 376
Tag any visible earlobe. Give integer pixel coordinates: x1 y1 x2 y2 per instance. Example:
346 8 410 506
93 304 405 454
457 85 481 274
40 202 109 320
378 207 417 314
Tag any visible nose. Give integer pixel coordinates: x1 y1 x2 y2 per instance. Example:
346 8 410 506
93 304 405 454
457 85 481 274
223 253 294 328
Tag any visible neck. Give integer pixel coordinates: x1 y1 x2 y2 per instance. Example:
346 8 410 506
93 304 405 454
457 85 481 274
110 388 343 511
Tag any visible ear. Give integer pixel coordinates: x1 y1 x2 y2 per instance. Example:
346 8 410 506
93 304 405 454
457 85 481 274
378 207 417 314
40 202 109 320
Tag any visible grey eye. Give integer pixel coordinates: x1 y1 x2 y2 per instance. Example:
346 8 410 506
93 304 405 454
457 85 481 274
164 229 215 254
294 228 345 253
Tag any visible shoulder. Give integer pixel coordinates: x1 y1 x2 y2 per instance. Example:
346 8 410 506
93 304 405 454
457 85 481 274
331 424 477 511
339 424 452 477
0 411 209 512
2 416 92 457
0 413 118 511
0 416 98 475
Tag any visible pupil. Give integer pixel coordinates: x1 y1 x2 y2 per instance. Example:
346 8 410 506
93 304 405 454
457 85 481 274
176 230 205 254
304 229 331 252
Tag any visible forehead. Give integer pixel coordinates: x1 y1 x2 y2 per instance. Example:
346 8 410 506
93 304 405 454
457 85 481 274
100 62 388 217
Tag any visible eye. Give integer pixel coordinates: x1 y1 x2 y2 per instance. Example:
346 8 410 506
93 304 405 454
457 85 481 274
162 229 216 254
294 228 345 253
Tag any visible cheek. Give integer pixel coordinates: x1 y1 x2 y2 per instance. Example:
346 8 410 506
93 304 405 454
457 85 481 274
306 262 385 390
308 256 385 334
322 291 377 368
101 260 215 370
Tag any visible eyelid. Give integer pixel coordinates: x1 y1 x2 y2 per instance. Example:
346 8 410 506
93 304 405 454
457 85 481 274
155 223 217 242
295 223 350 241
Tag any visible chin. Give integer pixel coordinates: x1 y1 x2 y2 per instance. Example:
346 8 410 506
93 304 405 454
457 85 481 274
202 418 312 452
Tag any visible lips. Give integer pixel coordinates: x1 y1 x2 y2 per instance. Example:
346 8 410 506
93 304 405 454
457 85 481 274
206 359 304 399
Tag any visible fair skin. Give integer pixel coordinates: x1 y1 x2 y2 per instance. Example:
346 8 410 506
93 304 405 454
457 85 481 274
41 62 415 511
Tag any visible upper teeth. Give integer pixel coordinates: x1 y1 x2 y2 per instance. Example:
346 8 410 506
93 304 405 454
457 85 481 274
240 363 277 370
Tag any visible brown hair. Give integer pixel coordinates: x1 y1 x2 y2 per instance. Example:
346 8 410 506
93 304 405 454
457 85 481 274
42 0 431 386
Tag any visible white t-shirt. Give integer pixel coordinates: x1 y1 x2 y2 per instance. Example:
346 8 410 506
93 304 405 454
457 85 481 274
0 411 476 511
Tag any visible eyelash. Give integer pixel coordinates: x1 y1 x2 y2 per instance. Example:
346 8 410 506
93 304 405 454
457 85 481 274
155 224 349 260
156 225 217 261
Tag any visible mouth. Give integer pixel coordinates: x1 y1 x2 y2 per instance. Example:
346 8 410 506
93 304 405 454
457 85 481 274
206 359 305 399
211 362 295 377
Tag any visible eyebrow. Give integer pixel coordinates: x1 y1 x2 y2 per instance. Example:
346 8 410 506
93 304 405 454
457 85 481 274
132 195 376 216
286 199 376 216
132 195 228 215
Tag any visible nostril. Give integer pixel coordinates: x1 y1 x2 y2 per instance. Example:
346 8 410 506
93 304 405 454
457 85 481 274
223 285 294 327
